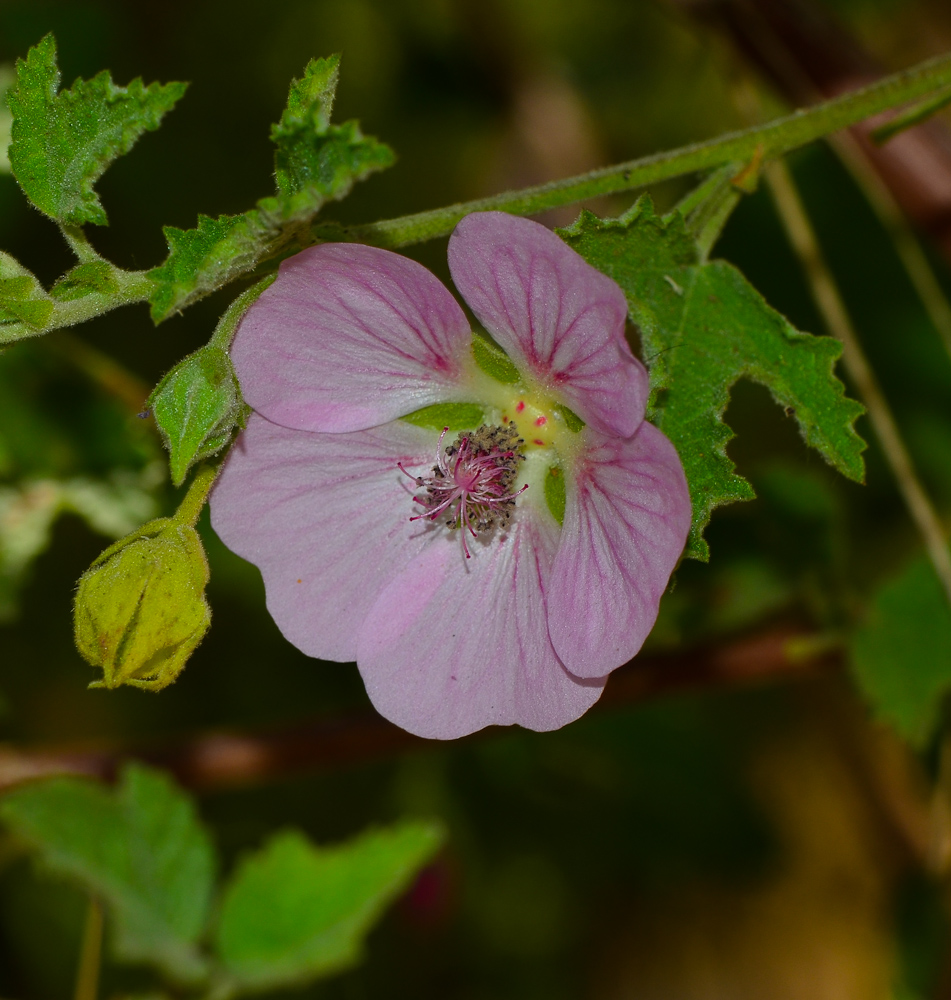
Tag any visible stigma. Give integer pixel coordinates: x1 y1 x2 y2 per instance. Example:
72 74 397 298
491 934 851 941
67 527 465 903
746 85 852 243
400 424 528 558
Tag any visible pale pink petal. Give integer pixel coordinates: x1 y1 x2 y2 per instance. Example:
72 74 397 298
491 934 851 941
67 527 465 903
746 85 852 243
547 422 691 678
447 212 647 437
209 414 444 661
356 510 606 739
232 244 474 433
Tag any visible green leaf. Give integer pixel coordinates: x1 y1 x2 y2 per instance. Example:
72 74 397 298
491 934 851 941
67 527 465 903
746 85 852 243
560 198 866 560
401 401 486 432
0 763 215 983
216 822 443 992
7 34 186 226
850 548 951 747
147 56 393 323
50 260 120 302
272 55 394 199
0 251 53 341
149 345 244 485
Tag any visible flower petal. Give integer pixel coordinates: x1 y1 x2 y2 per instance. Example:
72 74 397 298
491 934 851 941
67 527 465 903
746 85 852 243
232 244 474 433
448 212 647 437
209 414 443 661
356 510 606 739
547 422 691 678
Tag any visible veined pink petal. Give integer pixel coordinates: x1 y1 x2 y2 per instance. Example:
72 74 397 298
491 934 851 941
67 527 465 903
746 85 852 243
356 509 606 739
232 244 474 433
547 422 691 678
447 212 648 437
209 415 442 661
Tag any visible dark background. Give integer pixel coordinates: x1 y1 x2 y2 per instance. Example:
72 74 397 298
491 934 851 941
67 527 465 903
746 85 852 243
2 0 951 996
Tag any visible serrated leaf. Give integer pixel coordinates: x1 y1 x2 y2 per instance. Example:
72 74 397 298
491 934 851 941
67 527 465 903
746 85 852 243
272 56 393 199
0 762 215 983
149 344 244 485
0 251 53 341
6 35 186 227
216 822 443 992
561 198 866 560
850 548 951 747
147 56 393 323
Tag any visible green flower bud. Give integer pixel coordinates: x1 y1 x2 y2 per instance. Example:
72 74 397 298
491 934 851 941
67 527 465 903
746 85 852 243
74 516 211 691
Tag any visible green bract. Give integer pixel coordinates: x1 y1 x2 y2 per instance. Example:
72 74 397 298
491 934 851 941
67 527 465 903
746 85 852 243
149 345 245 486
73 517 211 691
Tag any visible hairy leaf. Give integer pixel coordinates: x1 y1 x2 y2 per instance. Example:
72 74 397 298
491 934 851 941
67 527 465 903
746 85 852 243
149 344 245 485
851 549 951 747
561 198 866 560
50 260 120 302
216 822 442 992
272 55 392 199
0 763 215 983
148 56 393 322
0 251 53 340
7 34 185 227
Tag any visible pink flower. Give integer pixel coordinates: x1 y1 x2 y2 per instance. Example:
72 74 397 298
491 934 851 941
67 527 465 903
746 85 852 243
210 212 691 739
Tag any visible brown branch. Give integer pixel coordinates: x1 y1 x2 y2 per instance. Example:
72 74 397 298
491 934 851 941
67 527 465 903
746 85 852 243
0 622 836 794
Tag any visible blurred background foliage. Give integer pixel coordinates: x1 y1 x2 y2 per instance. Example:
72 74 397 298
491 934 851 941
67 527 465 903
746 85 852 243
2 0 951 997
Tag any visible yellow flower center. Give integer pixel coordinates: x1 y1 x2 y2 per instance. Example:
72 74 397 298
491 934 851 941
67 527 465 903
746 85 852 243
499 395 558 450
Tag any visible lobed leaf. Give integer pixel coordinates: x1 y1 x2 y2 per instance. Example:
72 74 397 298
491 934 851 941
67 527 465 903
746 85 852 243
148 56 393 322
7 34 186 227
0 762 215 983
561 198 866 560
215 822 443 992
850 548 951 747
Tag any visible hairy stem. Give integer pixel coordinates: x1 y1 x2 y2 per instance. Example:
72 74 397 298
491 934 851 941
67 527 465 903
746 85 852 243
342 50 951 248
766 158 951 606
173 461 222 528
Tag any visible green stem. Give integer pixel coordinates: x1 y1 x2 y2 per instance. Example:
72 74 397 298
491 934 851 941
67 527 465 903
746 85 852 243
338 50 951 248
73 896 103 1000
173 461 221 528
209 274 277 350
0 267 153 347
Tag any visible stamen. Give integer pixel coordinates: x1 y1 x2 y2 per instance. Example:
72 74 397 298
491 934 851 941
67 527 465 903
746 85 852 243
399 424 528 558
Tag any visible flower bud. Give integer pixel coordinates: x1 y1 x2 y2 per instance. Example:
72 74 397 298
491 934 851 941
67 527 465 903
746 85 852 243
74 517 211 691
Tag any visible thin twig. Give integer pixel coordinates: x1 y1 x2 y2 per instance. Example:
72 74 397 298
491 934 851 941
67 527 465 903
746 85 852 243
829 129 951 369
73 897 103 1000
765 158 951 605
